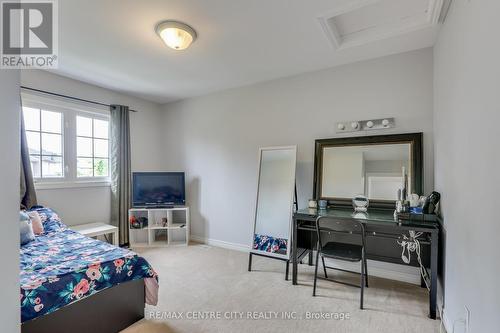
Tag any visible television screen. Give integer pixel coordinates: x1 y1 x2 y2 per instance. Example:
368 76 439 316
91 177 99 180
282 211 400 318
132 172 185 207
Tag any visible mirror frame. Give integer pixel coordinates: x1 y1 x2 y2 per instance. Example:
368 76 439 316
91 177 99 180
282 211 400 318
251 145 297 260
313 133 423 210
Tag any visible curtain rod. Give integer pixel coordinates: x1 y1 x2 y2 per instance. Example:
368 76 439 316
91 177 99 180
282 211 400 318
20 86 139 112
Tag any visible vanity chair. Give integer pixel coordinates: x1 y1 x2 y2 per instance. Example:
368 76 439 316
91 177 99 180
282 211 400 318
313 216 368 309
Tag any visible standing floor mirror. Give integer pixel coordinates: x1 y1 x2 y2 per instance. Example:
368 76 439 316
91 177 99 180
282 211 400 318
248 146 297 278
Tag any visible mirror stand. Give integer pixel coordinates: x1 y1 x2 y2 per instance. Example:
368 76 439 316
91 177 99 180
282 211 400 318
248 184 298 280
248 252 291 280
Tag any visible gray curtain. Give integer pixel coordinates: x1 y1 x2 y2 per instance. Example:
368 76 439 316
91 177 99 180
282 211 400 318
110 105 131 246
20 107 37 209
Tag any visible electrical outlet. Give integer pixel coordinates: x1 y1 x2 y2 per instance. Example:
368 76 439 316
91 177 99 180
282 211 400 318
464 306 471 333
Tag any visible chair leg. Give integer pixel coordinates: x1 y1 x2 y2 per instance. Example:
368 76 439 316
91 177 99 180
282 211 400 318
321 256 328 278
313 246 320 297
360 257 365 309
364 258 369 288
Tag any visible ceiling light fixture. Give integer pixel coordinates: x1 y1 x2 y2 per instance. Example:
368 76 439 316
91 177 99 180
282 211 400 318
155 20 197 51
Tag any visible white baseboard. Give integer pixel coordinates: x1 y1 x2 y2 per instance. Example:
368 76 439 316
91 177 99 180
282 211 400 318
441 308 452 333
190 235 251 253
190 234 421 285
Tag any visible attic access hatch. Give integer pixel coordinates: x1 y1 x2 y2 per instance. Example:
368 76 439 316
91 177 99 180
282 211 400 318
319 0 444 49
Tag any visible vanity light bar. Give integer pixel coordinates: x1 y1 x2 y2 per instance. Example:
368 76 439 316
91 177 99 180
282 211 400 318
335 117 395 133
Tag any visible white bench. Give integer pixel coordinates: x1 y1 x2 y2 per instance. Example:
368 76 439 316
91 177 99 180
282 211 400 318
72 222 119 245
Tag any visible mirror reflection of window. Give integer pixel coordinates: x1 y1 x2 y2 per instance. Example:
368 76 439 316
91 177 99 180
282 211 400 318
321 143 411 201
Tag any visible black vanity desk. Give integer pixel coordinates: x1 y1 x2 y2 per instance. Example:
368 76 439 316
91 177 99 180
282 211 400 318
292 207 440 319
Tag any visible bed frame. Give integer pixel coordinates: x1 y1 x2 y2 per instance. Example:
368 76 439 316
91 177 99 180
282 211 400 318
22 279 145 333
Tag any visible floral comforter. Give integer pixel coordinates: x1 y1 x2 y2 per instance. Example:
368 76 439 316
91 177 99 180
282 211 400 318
20 207 158 323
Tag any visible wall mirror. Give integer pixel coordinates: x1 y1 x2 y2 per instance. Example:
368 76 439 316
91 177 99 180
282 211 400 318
252 146 297 259
314 133 423 209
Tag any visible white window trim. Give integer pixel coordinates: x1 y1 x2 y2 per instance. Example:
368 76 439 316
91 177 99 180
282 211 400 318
21 91 109 116
35 180 111 190
22 92 111 189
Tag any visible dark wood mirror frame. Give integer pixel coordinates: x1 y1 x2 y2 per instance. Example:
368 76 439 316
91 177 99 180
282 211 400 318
313 132 423 210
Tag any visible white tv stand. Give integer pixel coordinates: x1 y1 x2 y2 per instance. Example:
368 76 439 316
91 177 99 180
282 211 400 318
128 206 190 247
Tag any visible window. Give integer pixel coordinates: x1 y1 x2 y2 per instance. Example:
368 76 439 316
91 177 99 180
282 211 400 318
22 97 110 187
77 116 109 178
23 107 64 178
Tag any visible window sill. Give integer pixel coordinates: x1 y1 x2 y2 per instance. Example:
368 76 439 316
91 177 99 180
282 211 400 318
35 180 111 190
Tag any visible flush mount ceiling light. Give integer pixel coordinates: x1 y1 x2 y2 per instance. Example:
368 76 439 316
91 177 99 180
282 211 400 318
155 20 197 51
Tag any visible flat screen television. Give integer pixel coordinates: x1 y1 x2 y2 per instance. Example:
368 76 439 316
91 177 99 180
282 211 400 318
132 172 185 207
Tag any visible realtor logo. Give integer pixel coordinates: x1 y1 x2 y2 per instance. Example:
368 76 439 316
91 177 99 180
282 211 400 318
1 0 58 68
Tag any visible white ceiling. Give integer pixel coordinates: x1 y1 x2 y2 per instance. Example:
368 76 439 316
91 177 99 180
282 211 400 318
51 0 442 104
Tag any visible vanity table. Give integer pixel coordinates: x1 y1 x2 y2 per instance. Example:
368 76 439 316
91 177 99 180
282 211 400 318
293 132 441 319
292 208 440 319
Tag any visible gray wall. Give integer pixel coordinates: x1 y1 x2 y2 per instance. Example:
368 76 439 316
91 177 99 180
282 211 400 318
162 49 434 251
434 0 500 331
20 70 166 226
0 70 21 332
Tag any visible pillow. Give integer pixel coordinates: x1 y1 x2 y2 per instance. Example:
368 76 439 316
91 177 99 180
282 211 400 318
20 211 30 222
27 211 44 235
20 212 35 245
28 206 66 233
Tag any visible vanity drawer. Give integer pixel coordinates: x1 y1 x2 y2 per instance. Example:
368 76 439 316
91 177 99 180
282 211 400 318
365 227 431 267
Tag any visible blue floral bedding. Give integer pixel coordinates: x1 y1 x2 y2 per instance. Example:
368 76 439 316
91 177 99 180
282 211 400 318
20 207 158 323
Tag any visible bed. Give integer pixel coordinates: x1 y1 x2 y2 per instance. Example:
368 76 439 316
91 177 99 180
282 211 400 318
20 207 158 333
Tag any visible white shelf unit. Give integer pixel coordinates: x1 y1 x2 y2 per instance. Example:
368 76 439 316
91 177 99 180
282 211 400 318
128 207 190 247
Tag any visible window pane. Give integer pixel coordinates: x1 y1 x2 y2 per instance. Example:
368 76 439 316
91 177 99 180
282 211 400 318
41 110 62 133
29 155 41 178
77 137 92 157
23 107 40 131
26 131 40 154
77 116 92 137
94 139 108 158
41 133 62 156
41 156 63 177
94 119 109 139
94 158 109 177
77 158 93 177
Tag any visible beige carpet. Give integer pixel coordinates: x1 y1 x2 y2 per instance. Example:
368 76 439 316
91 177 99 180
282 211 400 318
121 244 442 333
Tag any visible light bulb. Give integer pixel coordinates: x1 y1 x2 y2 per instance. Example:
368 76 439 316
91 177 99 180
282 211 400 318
160 28 194 50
